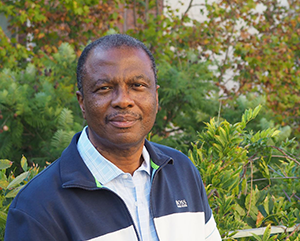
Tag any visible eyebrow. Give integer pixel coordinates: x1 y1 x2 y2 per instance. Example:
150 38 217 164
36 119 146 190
95 78 110 84
91 78 111 88
93 75 153 86
131 74 152 83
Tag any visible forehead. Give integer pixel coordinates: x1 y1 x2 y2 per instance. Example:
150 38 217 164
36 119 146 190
85 46 153 75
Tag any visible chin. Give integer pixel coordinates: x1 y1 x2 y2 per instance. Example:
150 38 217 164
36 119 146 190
108 135 145 147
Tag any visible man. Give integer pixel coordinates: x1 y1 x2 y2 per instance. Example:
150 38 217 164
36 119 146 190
5 34 221 241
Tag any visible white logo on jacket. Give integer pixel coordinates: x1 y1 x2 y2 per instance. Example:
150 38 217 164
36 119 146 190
175 199 188 208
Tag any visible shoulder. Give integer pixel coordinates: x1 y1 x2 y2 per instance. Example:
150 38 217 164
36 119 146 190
146 140 202 184
10 159 61 210
146 140 194 167
147 141 212 221
10 132 92 212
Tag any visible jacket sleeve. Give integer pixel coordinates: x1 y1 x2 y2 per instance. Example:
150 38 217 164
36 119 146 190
5 207 56 241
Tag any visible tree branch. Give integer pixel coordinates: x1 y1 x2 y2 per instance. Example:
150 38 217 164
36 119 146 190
145 0 149 22
183 0 194 16
248 176 299 183
247 160 254 216
285 223 300 241
133 0 137 28
270 146 300 166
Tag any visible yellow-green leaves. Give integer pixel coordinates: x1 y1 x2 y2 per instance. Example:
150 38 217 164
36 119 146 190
242 105 262 126
20 155 28 172
0 155 40 234
190 106 300 239
0 159 12 170
6 172 29 191
251 224 278 241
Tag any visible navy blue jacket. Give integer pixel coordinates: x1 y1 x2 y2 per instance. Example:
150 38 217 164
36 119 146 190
5 132 221 241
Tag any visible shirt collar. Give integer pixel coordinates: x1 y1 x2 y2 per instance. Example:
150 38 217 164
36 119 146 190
77 126 151 185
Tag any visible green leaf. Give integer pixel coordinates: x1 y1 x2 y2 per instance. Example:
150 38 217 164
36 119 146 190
271 130 280 137
21 155 28 172
251 233 262 241
214 135 226 147
219 126 228 143
212 143 223 152
0 179 9 189
5 185 25 198
0 159 12 170
235 203 246 216
0 210 7 224
7 172 29 189
262 224 271 241
263 196 274 215
253 105 262 118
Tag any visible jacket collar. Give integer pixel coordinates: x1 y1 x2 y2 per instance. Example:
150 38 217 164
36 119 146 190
144 139 173 168
60 132 97 189
60 132 173 189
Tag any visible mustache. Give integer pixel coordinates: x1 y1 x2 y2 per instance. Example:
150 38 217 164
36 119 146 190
105 111 142 123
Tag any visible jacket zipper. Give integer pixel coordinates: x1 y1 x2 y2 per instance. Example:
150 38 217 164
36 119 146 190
100 186 142 241
64 184 141 241
149 157 173 241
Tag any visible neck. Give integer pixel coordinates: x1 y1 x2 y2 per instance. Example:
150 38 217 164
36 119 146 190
94 141 145 175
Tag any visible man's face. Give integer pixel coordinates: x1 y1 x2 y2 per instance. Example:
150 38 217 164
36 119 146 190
77 47 159 151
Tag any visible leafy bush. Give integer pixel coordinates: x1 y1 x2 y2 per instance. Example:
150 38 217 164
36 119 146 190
189 106 300 239
151 57 219 153
0 156 40 238
0 43 82 167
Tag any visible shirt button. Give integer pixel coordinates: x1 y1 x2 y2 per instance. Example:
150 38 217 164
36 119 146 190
122 174 128 179
135 202 138 206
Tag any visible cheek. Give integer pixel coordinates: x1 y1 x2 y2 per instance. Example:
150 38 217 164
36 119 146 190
144 97 158 120
84 98 105 118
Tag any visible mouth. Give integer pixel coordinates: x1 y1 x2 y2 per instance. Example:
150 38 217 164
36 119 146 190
106 113 142 129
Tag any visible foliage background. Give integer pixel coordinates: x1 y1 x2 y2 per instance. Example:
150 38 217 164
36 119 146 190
0 0 299 239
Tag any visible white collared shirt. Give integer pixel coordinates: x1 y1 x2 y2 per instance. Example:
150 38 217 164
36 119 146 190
77 127 159 241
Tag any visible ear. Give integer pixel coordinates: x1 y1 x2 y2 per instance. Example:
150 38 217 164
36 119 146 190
76 91 86 119
155 85 160 113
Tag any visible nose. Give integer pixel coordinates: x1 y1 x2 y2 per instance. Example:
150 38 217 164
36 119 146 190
111 87 135 109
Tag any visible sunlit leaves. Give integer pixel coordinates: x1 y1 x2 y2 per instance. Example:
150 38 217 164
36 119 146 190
189 106 300 238
0 156 40 236
0 0 120 53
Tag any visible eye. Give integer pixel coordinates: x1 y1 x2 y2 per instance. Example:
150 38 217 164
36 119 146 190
132 82 147 90
133 83 143 88
100 86 111 90
94 85 112 93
